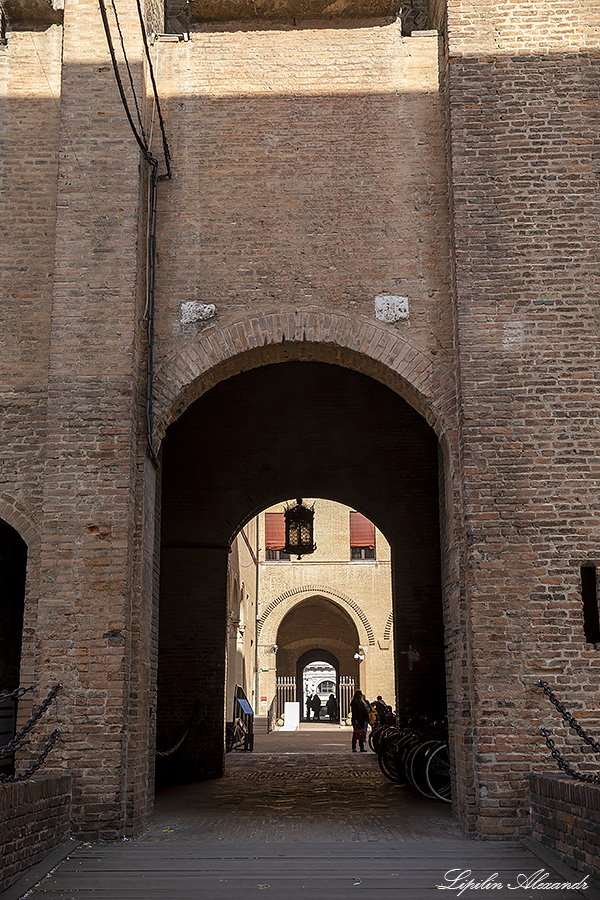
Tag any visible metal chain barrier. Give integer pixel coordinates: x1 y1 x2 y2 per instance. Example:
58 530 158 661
0 683 62 782
537 679 600 784
0 683 62 758
0 685 34 703
538 680 600 754
156 702 198 757
155 727 191 757
540 727 600 785
0 730 61 783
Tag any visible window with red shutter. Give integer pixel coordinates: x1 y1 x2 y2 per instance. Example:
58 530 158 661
349 511 376 560
264 512 290 561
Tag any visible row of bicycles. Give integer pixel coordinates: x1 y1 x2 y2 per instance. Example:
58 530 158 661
370 717 452 803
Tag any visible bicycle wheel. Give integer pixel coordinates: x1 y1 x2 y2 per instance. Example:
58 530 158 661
425 742 452 802
378 732 408 783
370 724 393 753
407 739 442 799
393 733 421 787
368 725 383 752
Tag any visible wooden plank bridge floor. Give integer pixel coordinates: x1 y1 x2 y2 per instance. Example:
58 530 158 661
18 839 595 900
11 729 599 900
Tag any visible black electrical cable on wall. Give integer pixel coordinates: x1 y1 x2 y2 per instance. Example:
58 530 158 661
135 0 172 178
98 0 154 164
146 161 160 468
98 0 171 467
110 0 148 146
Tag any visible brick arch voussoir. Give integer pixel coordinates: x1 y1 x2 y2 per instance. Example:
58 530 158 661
0 493 40 551
153 310 453 444
257 585 375 649
384 612 394 642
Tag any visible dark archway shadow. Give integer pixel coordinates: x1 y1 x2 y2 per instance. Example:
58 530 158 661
0 518 27 778
156 360 445 787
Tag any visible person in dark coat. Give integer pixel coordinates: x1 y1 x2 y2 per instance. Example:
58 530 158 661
350 689 369 752
310 694 322 720
374 695 388 725
326 694 338 722
306 694 313 721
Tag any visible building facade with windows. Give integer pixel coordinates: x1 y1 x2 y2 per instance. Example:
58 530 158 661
246 500 397 724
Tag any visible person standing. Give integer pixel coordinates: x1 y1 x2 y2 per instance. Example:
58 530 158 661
326 693 338 722
310 693 322 721
374 695 388 725
350 689 369 752
306 694 313 721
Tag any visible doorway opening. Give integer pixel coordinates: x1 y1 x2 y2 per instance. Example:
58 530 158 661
156 359 447 794
302 658 338 722
0 518 27 778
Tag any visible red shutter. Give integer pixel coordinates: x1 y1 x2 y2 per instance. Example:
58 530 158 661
265 512 286 550
349 512 375 549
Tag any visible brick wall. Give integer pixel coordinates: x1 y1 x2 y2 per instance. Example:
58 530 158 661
445 0 600 835
152 24 452 378
530 774 600 889
0 24 63 738
0 775 72 894
1 0 598 842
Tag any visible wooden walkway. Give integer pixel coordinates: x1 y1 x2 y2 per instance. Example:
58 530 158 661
18 838 596 900
10 731 599 900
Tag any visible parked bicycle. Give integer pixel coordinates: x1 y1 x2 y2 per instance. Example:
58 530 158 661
376 717 451 803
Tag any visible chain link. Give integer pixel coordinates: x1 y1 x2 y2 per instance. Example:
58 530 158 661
537 679 600 783
538 680 600 754
0 683 62 758
0 685 34 703
156 703 198 757
0 729 61 783
540 727 600 784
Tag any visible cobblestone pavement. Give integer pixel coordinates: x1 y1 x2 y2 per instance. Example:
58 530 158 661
140 725 458 843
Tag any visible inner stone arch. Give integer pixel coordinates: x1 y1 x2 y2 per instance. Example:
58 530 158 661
258 586 374 648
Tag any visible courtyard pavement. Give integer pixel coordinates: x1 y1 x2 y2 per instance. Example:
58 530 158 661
12 725 598 900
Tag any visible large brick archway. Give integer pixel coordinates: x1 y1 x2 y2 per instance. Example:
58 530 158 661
155 339 464 822
152 310 456 443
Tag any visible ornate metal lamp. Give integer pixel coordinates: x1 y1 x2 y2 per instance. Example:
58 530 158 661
284 498 316 559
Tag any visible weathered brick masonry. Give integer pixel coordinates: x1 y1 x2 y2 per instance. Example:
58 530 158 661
0 0 598 844
0 775 72 894
445 0 600 835
530 774 600 889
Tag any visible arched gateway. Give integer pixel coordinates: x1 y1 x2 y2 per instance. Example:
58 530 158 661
152 319 462 811
25 311 478 841
3 0 598 872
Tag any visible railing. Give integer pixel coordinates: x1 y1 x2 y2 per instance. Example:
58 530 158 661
0 694 16 776
538 680 600 784
339 676 355 722
0 684 62 783
228 684 254 752
276 676 295 718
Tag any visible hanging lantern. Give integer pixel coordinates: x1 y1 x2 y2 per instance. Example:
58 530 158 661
284 498 316 559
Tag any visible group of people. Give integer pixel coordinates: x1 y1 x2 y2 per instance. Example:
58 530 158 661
350 691 390 752
305 689 391 752
305 693 338 721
